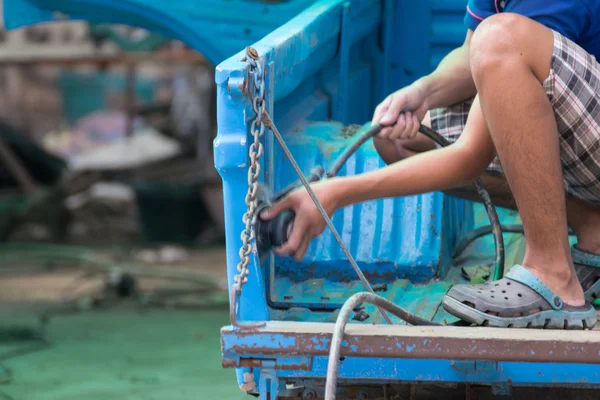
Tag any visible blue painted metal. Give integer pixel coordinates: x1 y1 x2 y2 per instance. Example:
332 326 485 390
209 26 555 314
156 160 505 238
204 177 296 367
258 369 279 400
267 278 452 322
277 358 600 385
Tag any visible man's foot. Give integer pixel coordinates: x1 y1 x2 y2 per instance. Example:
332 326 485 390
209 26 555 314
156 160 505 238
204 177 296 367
442 265 597 329
523 260 585 307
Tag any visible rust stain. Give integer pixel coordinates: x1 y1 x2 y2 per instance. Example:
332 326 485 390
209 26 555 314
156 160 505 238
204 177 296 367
236 358 311 371
238 79 247 96
339 124 361 139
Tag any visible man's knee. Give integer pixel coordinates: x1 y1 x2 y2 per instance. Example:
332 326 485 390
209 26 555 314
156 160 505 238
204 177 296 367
469 13 553 84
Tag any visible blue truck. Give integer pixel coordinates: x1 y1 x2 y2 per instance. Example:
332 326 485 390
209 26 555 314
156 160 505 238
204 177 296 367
5 1 600 399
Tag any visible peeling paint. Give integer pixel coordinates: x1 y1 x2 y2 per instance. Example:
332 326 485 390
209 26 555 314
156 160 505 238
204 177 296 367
239 372 256 393
223 323 600 364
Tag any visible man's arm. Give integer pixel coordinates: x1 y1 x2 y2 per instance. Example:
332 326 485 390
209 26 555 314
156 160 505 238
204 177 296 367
263 96 494 260
335 96 491 207
375 30 476 140
420 30 476 109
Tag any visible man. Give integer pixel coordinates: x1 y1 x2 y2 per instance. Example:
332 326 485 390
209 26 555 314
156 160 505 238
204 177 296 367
261 0 600 329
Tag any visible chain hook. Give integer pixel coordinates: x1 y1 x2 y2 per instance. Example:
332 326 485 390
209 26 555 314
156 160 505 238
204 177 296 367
230 46 268 329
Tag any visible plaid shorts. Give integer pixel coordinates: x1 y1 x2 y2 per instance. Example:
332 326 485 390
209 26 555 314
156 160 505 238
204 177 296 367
430 30 600 204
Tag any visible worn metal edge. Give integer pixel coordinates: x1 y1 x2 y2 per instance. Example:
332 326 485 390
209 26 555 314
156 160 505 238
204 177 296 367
221 321 600 364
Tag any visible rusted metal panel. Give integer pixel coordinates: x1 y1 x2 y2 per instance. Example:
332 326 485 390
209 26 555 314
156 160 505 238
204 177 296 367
225 357 313 371
222 322 600 364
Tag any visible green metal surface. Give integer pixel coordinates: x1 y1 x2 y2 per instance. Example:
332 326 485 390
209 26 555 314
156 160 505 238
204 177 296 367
0 308 244 400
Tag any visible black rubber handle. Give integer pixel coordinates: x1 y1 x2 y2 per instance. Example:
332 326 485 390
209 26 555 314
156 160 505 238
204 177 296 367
269 210 295 247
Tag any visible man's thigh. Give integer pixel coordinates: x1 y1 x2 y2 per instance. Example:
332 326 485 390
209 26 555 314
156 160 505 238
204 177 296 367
543 30 600 205
430 98 505 176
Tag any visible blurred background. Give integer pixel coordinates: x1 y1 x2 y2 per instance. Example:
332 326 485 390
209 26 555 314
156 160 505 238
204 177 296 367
0 5 242 400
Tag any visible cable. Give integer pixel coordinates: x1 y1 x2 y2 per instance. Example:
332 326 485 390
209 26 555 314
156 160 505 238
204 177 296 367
453 224 576 261
327 124 384 178
453 224 525 259
325 292 439 400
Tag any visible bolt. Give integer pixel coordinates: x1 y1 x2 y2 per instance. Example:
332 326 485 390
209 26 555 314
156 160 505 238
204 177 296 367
246 46 259 60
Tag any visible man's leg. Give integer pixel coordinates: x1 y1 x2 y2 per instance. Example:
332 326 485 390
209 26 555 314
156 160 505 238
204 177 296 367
469 14 583 305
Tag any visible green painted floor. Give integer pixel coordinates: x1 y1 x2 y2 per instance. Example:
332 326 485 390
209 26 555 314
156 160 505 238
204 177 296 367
1 307 246 400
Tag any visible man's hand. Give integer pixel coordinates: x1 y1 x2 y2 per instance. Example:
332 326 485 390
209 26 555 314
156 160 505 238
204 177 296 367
372 80 429 141
260 180 340 261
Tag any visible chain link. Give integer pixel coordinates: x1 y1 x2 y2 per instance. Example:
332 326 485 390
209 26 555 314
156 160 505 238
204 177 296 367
232 47 266 296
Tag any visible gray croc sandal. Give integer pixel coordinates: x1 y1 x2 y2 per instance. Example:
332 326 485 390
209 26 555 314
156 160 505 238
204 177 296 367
571 245 600 303
442 265 597 329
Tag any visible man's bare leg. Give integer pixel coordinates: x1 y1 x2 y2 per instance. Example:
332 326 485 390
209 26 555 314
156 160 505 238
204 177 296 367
468 14 584 305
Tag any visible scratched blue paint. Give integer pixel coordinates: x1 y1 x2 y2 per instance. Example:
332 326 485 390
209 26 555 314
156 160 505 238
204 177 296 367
222 333 296 353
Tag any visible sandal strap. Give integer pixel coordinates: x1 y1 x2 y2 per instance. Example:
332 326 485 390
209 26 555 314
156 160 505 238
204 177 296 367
505 265 564 310
571 245 600 268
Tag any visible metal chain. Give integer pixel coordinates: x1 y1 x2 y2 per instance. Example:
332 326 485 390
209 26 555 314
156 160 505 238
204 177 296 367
232 47 265 296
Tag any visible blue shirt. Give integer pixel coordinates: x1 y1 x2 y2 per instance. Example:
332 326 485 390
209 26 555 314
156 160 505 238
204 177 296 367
465 0 600 61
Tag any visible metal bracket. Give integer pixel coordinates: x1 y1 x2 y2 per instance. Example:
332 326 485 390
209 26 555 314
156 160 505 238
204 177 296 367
259 369 279 400
231 357 313 371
